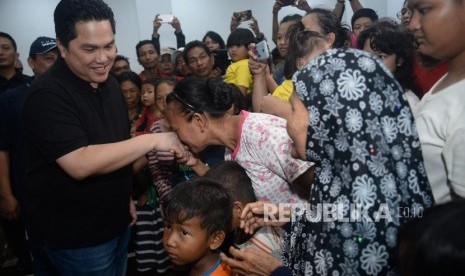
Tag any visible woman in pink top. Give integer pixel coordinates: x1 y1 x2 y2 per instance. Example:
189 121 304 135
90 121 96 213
164 77 314 204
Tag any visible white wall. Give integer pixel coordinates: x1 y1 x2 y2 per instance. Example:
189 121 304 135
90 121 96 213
0 0 403 76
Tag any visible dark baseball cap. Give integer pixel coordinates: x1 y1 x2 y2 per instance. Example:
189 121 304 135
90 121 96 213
29 36 57 57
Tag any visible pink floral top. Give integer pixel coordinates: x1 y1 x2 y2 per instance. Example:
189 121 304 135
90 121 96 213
225 111 313 203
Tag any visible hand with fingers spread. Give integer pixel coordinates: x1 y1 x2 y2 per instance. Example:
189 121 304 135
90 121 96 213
286 92 309 160
220 247 283 276
240 201 289 235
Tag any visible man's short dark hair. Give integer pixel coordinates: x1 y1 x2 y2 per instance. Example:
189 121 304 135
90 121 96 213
0 32 17 52
183 40 211 64
164 178 232 236
114 54 130 65
204 161 256 204
135 40 157 58
54 0 116 48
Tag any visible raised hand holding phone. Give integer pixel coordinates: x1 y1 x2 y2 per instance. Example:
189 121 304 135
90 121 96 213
233 10 253 23
158 13 174 24
255 40 270 61
248 43 267 76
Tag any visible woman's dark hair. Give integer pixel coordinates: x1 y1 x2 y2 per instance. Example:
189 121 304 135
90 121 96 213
284 23 327 79
357 20 419 95
202 31 226 49
164 178 232 236
166 77 241 121
54 0 115 48
398 200 465 276
306 8 350 48
115 71 142 90
226 28 257 48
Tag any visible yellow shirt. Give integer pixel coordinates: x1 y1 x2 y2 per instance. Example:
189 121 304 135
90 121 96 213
272 79 293 102
224 59 253 93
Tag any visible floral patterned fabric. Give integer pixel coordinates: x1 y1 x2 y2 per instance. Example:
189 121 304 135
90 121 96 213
284 48 434 275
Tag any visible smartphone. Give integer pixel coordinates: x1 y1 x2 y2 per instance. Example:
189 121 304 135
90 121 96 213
255 40 270 61
233 10 252 23
281 0 299 7
158 14 174 24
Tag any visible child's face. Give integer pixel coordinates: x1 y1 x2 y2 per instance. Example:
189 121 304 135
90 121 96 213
408 0 465 61
353 17 374 38
228 45 248 62
156 83 174 113
163 216 214 266
277 21 293 57
363 39 398 73
140 83 155 107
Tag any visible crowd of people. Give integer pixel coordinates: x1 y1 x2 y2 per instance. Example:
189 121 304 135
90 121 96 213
1 0 464 275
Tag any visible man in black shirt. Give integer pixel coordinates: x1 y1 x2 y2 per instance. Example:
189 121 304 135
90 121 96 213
21 0 188 275
0 35 58 275
0 32 32 94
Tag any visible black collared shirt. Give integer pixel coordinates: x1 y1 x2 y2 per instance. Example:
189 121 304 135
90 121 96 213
0 72 32 95
22 57 132 249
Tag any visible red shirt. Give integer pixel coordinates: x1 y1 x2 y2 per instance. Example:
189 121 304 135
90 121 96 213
414 57 448 96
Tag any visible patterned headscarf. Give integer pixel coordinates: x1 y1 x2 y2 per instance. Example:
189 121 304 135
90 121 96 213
284 48 434 275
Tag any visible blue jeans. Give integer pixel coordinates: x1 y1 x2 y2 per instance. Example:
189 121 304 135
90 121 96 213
34 227 131 276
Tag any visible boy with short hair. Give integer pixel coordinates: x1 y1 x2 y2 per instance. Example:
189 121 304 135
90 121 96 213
205 161 284 259
163 178 233 275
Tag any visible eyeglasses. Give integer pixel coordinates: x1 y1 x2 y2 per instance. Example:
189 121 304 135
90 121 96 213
396 8 412 20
